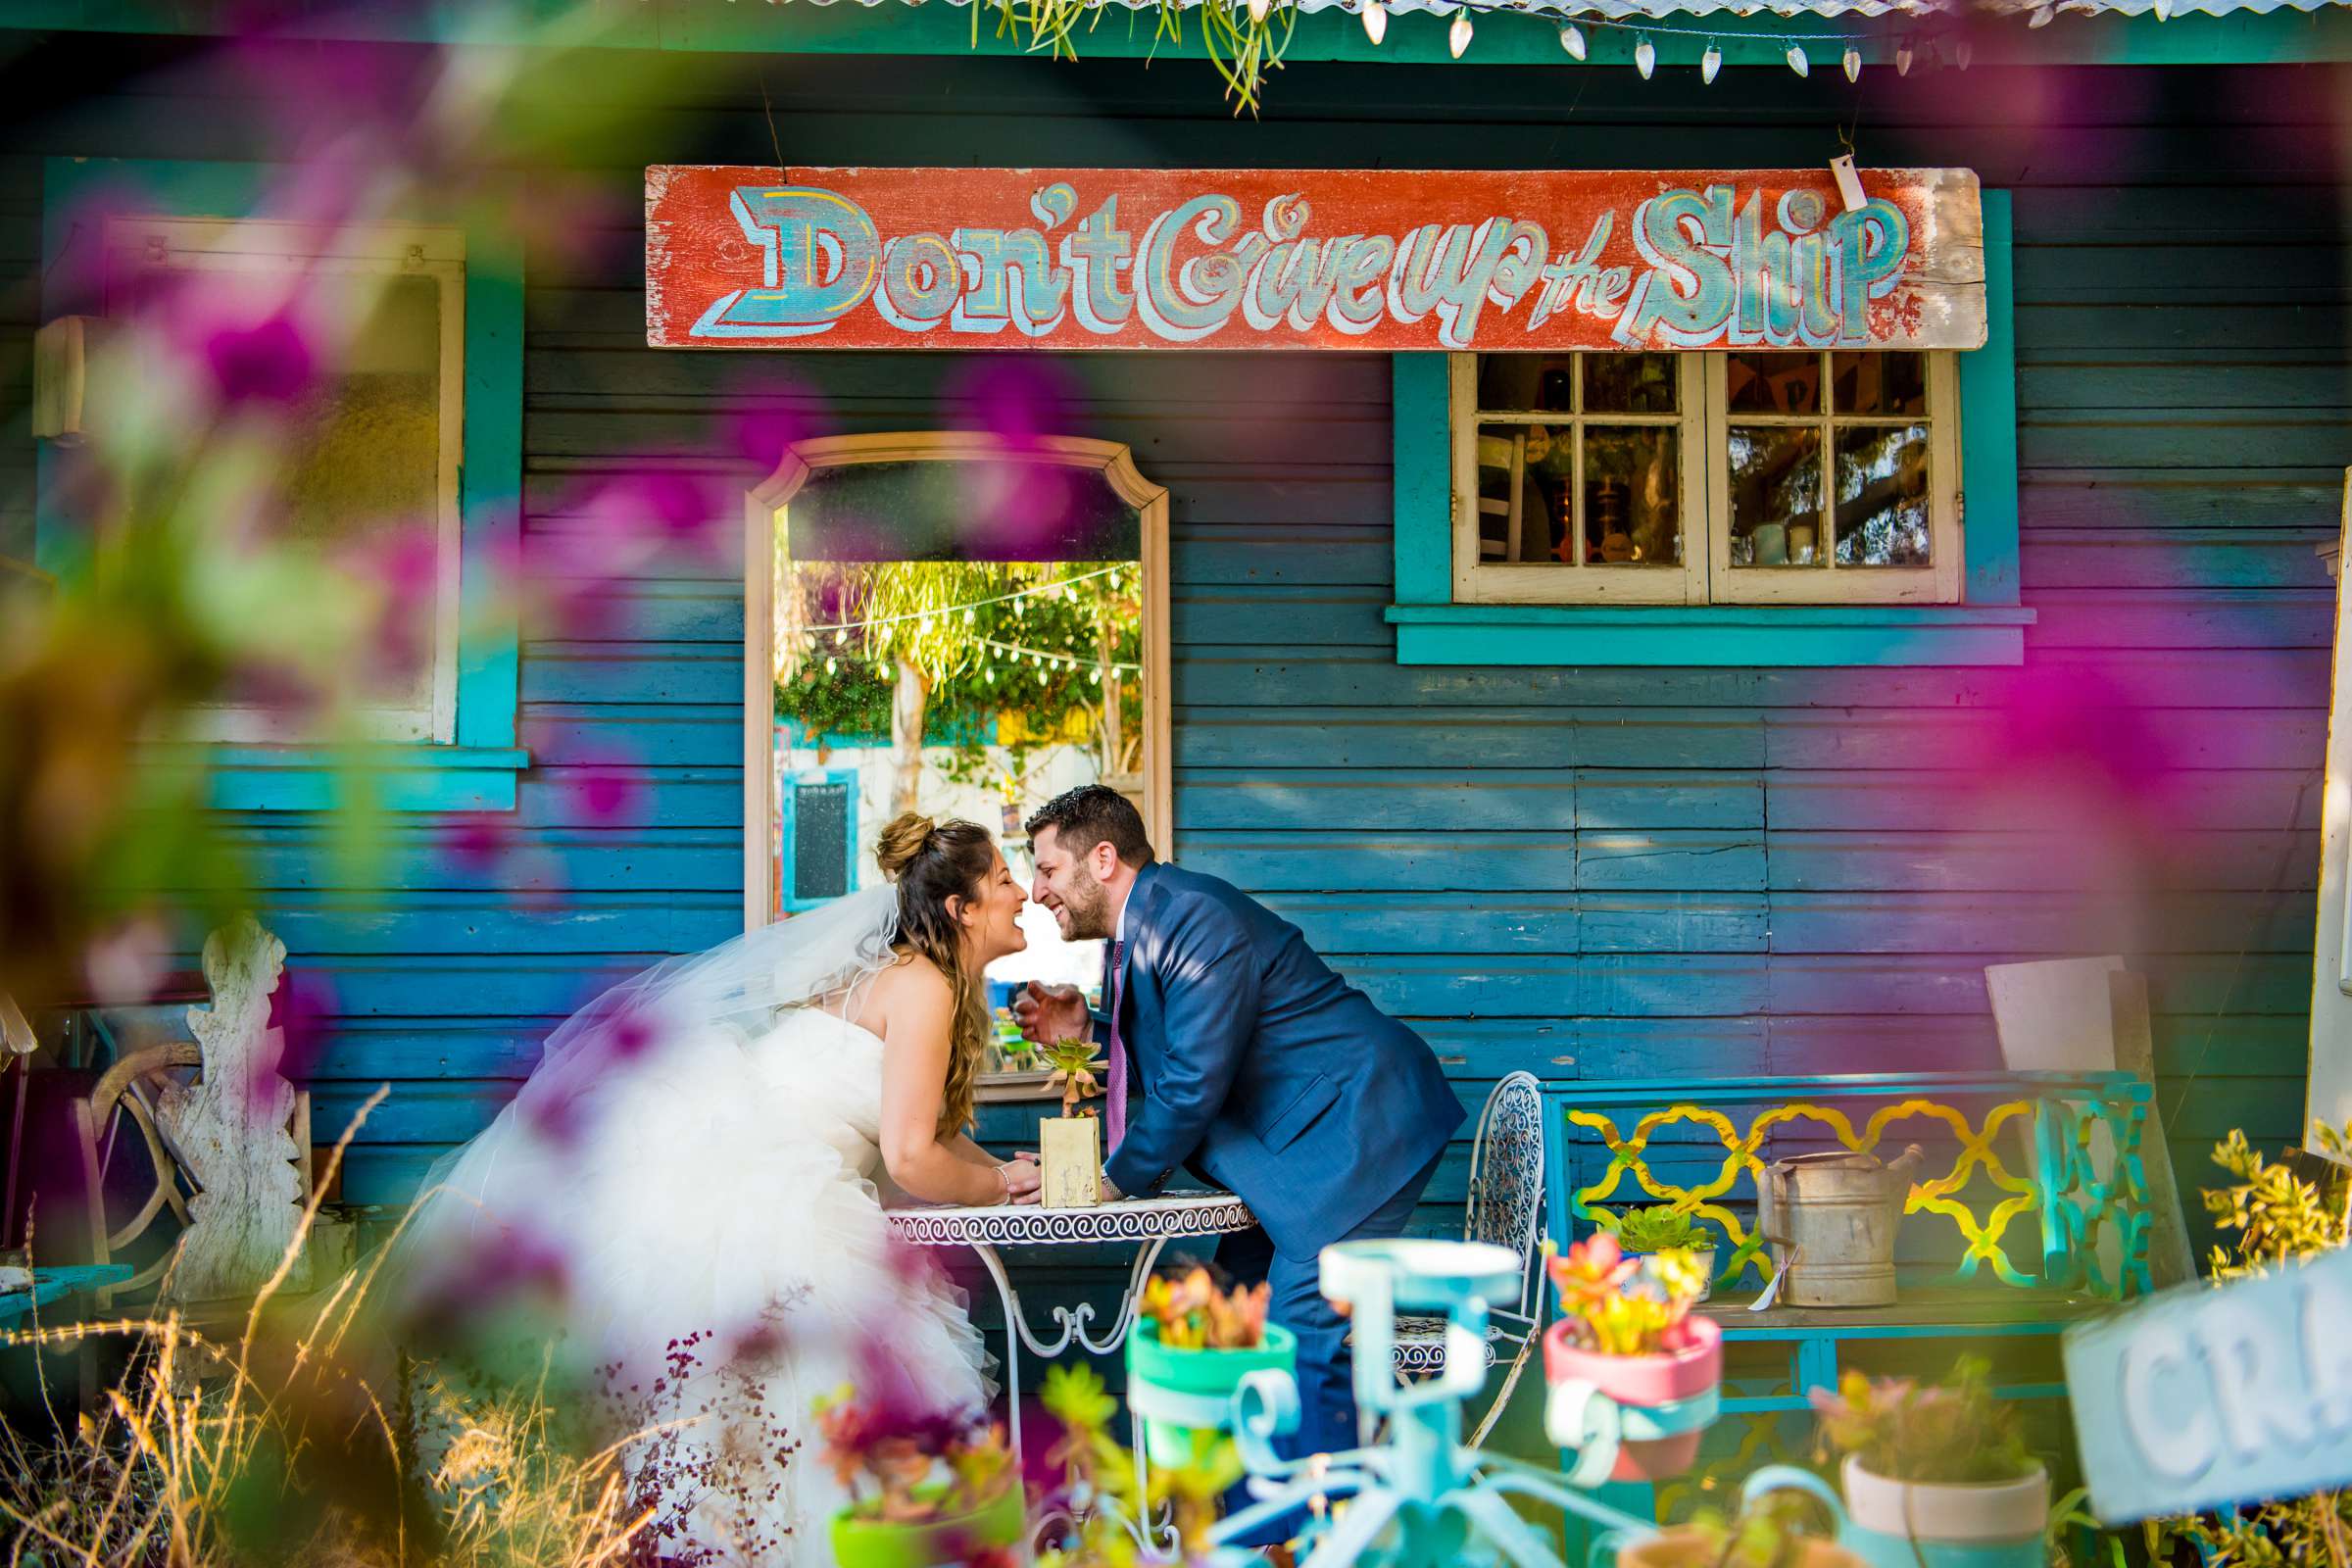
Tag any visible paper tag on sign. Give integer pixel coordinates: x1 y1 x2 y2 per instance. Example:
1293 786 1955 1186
1830 155 1867 215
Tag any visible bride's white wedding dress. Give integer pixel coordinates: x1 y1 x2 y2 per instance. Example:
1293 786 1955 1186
393 891 991 1567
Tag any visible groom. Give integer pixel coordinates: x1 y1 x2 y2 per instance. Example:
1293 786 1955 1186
1014 784 1463 1462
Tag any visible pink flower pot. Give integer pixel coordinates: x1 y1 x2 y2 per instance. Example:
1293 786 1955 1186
1544 1315 1723 1482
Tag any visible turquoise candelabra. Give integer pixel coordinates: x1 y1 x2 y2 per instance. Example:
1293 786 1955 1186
1199 1237 1665 1568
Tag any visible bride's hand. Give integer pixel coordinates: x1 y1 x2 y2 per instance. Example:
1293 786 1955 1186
996 1156 1042 1206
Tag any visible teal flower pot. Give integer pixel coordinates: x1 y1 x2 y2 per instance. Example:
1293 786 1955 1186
829 1483 1025 1568
1124 1317 1298 1467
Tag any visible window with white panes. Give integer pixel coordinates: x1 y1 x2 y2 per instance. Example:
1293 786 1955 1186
1450 348 1962 607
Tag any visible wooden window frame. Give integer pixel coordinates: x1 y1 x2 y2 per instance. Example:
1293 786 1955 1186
1447 349 1962 610
1704 350 1963 607
110 215 468 743
40 158 529 811
741 431 1171 934
1448 353 1708 607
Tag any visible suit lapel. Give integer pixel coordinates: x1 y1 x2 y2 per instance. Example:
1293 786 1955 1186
1119 866 1167 1079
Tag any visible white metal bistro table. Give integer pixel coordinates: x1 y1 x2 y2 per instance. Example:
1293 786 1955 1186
886 1191 1257 1456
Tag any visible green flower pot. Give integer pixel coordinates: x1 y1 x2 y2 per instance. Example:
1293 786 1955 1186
829 1482 1025 1568
1124 1316 1298 1467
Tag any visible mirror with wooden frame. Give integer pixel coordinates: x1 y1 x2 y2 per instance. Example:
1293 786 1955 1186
744 433 1169 1093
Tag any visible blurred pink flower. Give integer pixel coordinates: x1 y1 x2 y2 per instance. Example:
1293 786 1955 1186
268 968 339 1087
83 914 173 1008
204 309 317 407
440 812 514 875
567 750 649 828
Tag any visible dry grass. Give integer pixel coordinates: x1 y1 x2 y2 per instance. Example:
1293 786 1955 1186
0 1089 662 1568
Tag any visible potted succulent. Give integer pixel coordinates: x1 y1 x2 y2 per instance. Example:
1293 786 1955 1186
1124 1265 1298 1467
816 1389 1027 1568
1602 1204 1720 1300
1037 1038 1105 1210
1543 1232 1722 1483
1809 1357 2050 1567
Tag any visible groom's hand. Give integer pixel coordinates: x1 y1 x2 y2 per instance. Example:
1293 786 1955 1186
1013 980 1090 1045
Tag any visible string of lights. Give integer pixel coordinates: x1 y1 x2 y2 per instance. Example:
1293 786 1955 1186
974 635 1141 673
1374 0 1973 79
797 561 1134 639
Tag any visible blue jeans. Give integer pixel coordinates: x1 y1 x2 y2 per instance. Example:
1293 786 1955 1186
1211 1149 1446 1543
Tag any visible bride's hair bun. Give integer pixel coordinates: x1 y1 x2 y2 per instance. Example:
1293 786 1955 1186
875 812 938 881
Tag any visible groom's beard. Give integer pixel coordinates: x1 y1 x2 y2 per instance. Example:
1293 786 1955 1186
1060 872 1113 942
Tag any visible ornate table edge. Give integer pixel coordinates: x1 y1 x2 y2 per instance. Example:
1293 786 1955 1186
887 1194 1255 1248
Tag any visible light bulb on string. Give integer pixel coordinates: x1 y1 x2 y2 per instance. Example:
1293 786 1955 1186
1701 42 1722 82
1559 21 1586 57
1362 0 1387 44
1448 8 1473 58
1894 39 1915 74
1954 35 1974 66
1786 41 1809 75
825 658 838 675
964 609 976 624
1634 35 1656 77
1249 0 1271 23
1842 44 1861 79
2028 4 2054 23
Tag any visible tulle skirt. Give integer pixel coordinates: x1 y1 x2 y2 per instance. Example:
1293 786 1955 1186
393 1015 991 1566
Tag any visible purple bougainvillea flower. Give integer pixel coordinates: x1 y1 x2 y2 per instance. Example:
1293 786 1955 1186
342 526 441 691
204 309 317 407
567 749 648 828
268 969 339 1087
440 812 514 875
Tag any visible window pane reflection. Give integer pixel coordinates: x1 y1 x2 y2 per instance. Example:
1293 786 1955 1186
1583 426 1680 565
1477 355 1576 414
1834 423 1933 565
1727 352 1821 416
1833 352 1928 416
1727 425 1823 567
1582 354 1677 415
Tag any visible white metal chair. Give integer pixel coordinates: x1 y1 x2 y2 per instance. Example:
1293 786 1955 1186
1387 1071 1545 1387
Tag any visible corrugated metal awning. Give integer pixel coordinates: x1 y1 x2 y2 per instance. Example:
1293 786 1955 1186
796 0 2341 19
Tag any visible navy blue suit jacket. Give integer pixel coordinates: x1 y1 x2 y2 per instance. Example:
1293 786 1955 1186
1099 862 1463 1257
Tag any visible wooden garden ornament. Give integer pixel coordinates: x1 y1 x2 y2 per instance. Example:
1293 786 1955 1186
156 916 305 1301
1039 1038 1105 1210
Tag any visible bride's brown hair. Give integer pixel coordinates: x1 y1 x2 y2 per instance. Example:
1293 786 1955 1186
875 811 997 1137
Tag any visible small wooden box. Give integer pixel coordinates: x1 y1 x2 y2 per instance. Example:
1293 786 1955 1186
1039 1115 1101 1210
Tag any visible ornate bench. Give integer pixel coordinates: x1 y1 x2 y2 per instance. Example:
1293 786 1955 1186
1539 1071 2160 1427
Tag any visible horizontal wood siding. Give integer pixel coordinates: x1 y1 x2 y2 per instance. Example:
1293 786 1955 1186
6 40 2346 1261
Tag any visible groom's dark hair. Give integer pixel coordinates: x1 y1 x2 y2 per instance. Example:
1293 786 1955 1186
1025 784 1155 868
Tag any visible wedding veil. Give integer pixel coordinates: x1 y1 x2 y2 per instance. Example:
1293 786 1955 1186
402 883 903 1248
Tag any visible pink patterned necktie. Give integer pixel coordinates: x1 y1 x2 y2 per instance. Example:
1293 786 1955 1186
1104 937 1129 1152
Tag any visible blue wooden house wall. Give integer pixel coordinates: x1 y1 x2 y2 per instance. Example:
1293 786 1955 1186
3 37 2345 1262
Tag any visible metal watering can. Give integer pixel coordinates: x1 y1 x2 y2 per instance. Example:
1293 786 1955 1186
1737 1464 2049 1568
1753 1145 1926 1308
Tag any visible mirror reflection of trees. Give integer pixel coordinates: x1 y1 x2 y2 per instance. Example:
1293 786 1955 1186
774 560 1143 820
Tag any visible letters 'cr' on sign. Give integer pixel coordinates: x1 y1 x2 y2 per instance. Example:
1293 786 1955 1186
2061 1245 2352 1525
643 166 1987 354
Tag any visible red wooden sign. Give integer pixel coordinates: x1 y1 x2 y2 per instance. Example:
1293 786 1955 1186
645 166 1984 354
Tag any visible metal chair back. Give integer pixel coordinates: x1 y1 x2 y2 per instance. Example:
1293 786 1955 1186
1463 1070 1545 1329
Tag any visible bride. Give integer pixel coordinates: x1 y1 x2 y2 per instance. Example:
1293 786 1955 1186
389 813 1041 1565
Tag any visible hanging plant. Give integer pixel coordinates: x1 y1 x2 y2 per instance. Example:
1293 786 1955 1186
976 0 1299 115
